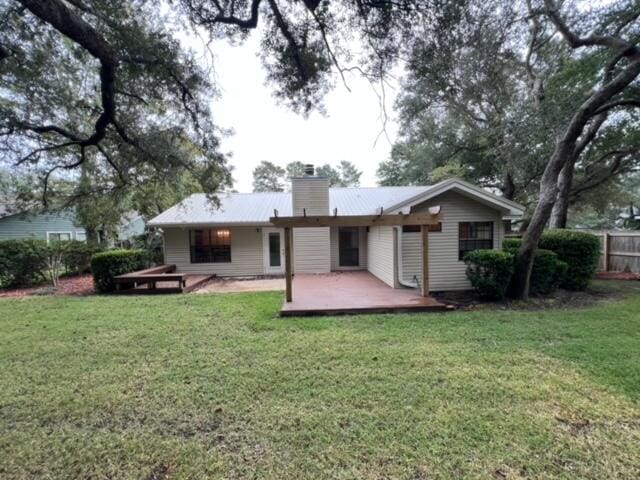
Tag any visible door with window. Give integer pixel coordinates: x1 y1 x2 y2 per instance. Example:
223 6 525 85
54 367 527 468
338 227 360 267
263 228 284 274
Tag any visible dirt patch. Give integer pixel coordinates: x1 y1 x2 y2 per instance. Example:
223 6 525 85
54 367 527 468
0 274 94 298
193 277 285 294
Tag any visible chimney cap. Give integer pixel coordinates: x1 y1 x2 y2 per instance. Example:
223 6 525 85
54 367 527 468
304 164 315 176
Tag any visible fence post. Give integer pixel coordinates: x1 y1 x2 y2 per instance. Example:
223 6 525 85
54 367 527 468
603 232 610 272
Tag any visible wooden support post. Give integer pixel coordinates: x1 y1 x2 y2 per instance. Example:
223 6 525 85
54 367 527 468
284 227 292 302
420 224 429 297
603 232 610 272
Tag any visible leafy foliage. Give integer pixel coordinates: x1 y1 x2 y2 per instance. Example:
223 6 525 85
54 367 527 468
505 238 567 296
91 249 149 293
464 249 514 300
0 0 231 206
315 161 362 187
252 160 361 191
62 241 104 275
253 161 286 192
538 230 601 291
0 239 48 288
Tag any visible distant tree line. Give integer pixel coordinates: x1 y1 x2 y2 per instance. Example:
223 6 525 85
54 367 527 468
252 160 362 192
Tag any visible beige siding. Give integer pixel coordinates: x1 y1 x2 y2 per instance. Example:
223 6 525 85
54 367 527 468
293 227 331 273
330 226 368 271
404 190 505 291
367 225 397 287
164 226 264 276
291 177 331 273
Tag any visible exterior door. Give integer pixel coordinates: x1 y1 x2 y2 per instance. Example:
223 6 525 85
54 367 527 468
339 227 360 267
263 228 285 274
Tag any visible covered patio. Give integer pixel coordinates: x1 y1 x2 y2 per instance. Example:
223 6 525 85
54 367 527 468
270 208 450 316
280 271 452 316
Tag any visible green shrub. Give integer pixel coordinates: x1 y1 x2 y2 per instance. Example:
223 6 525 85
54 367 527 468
63 241 104 275
91 249 149 293
539 230 600 290
529 249 564 295
502 238 522 252
0 239 49 288
464 249 515 300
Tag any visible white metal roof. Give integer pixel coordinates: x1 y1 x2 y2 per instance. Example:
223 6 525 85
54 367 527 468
148 180 524 227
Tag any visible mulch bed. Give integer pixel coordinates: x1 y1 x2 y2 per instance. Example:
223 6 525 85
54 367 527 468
0 274 95 298
596 271 640 281
433 283 633 312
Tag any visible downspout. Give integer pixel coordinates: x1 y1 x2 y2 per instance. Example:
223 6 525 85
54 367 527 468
394 227 419 289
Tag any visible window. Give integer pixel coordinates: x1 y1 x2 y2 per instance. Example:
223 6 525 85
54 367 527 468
190 229 231 263
459 222 493 260
75 231 87 242
47 232 72 243
402 223 442 233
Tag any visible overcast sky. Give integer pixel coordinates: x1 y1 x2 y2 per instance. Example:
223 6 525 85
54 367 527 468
208 35 399 193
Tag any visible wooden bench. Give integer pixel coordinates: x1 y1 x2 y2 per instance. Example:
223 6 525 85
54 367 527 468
115 265 186 291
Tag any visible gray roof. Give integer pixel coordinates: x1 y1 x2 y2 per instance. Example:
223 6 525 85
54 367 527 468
148 179 525 227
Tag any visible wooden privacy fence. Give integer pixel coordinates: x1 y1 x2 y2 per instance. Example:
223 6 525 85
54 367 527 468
505 230 640 273
592 231 640 273
555 230 640 272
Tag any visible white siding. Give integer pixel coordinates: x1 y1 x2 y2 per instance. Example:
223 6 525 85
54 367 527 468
164 226 264 276
291 177 331 273
330 226 368 271
403 190 505 291
367 226 397 287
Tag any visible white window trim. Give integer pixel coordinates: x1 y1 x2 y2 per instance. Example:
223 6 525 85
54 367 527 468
46 231 73 243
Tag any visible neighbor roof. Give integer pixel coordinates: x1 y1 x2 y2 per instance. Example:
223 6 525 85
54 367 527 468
148 179 525 227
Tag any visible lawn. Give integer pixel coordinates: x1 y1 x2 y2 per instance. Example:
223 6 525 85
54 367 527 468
1 282 639 479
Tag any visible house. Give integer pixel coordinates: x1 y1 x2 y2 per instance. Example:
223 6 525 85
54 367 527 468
0 204 145 245
0 205 87 242
149 168 524 292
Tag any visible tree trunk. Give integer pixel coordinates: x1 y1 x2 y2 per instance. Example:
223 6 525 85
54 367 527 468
511 52 640 299
549 161 574 229
501 172 516 201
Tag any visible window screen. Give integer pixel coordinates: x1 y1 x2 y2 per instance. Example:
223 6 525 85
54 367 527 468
459 222 493 260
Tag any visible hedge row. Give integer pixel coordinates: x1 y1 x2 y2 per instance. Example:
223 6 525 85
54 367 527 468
91 249 149 293
503 230 600 291
464 230 599 299
0 239 103 288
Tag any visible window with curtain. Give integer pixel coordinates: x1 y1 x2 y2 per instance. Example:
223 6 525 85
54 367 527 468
190 229 231 263
458 222 493 260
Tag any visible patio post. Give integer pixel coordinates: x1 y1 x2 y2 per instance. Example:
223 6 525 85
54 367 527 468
284 226 293 302
420 225 429 297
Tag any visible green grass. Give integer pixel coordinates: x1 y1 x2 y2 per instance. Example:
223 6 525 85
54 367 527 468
1 281 639 479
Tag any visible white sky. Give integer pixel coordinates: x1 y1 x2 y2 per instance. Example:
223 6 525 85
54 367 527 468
208 35 399 192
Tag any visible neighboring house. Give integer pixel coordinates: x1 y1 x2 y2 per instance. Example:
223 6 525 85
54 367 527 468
0 206 87 242
0 205 146 245
149 171 525 291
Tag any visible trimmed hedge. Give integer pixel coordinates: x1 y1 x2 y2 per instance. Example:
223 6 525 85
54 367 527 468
464 249 515 300
539 230 600 291
63 240 104 275
529 249 568 295
0 239 49 288
502 238 567 295
91 249 149 293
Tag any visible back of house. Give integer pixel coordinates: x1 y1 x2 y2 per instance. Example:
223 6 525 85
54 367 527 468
149 170 524 291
